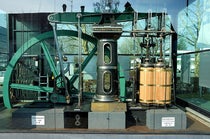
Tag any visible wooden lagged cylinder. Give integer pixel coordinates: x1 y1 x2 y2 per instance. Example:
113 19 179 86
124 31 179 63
139 67 155 104
155 67 172 105
139 66 172 105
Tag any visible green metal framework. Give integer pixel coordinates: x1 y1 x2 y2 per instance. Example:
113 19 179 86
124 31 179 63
3 30 97 109
3 11 146 109
48 12 161 24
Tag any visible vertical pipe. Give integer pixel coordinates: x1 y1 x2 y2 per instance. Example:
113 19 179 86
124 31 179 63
171 23 177 104
169 35 172 67
159 36 163 60
71 0 73 12
51 22 70 103
162 12 166 65
132 12 138 103
77 13 83 107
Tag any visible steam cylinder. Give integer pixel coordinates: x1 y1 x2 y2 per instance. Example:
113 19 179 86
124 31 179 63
95 39 118 101
139 66 155 104
139 65 172 105
154 67 172 105
92 24 122 102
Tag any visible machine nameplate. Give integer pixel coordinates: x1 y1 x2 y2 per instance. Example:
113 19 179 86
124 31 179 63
161 117 175 127
31 116 45 125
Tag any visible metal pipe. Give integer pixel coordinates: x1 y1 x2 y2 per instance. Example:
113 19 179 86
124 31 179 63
77 13 83 108
132 12 138 103
50 22 70 104
177 48 210 56
169 35 172 67
161 11 166 31
123 30 175 34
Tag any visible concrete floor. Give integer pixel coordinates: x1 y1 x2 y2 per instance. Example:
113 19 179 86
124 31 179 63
0 107 209 134
0 103 209 139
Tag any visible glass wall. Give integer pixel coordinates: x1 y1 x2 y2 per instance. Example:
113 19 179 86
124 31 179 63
0 11 7 112
176 0 210 116
0 0 209 134
0 11 7 79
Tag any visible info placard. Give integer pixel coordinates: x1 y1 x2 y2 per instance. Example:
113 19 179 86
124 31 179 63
161 117 175 127
31 115 45 125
